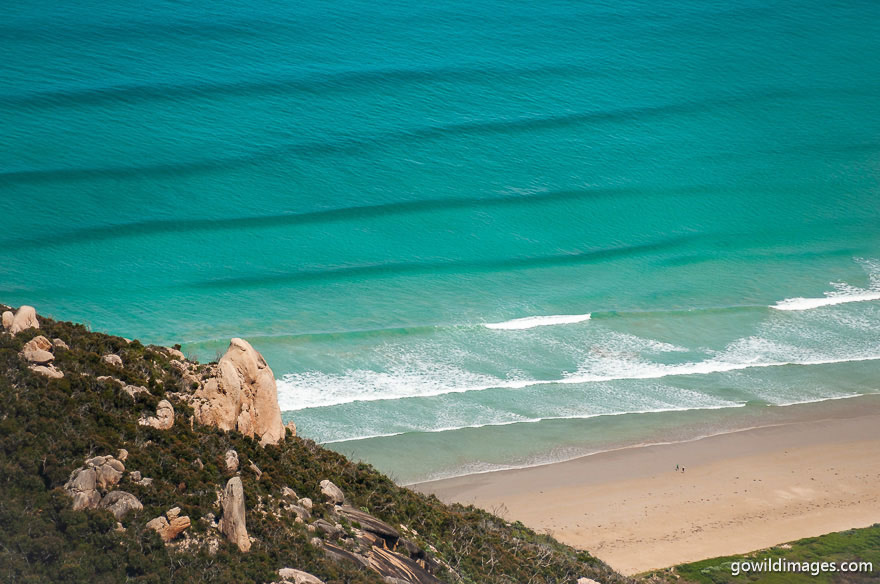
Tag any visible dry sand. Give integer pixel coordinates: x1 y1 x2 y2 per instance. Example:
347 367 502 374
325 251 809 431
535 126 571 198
415 394 880 575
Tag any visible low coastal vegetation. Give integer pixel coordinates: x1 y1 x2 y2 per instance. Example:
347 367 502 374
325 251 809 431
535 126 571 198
640 525 880 584
0 304 628 584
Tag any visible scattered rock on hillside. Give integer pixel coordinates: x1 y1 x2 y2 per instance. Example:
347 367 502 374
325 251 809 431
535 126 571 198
276 568 325 584
225 449 239 472
29 364 64 379
102 354 123 367
22 336 55 365
190 338 285 446
286 420 297 437
99 491 143 520
4 305 39 335
319 479 345 505
220 476 250 552
139 399 174 430
146 508 192 542
578 579 601 584
52 338 69 350
123 384 150 398
166 347 186 361
23 335 52 353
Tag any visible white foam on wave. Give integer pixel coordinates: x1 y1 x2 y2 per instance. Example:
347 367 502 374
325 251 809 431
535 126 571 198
278 351 880 411
772 291 880 311
772 258 880 311
484 313 591 330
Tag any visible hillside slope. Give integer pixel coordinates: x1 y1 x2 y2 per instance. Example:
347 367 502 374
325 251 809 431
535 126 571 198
0 304 628 584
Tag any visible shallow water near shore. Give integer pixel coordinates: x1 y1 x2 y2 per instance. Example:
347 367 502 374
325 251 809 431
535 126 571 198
2 0 879 484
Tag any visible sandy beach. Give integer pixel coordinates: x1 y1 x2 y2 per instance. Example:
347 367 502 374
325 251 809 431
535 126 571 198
416 394 880 575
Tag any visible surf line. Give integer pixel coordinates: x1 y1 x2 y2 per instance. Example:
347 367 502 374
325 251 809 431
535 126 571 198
483 313 592 330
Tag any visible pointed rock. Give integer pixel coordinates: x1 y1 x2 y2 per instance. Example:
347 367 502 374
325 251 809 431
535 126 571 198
191 338 284 446
220 477 250 552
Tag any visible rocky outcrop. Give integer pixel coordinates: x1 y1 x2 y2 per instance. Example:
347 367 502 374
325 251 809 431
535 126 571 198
138 400 174 430
3 305 39 335
276 568 325 584
337 506 399 547
99 491 143 520
52 338 69 350
146 507 191 542
190 338 284 446
285 420 297 437
368 546 445 584
21 336 62 378
319 479 345 505
577 579 600 584
64 467 102 510
86 455 125 490
220 477 250 552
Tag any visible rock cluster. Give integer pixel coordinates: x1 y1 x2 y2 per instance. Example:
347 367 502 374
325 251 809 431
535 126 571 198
2 305 39 335
189 338 285 446
63 455 142 520
146 507 192 542
19 334 64 378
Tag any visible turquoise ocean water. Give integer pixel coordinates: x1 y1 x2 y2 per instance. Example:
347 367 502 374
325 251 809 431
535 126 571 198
3 0 879 483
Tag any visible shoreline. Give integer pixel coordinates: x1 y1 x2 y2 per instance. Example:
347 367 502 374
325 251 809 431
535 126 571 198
414 393 880 575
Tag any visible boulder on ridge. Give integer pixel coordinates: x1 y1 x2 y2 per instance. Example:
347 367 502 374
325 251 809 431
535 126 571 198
190 338 284 446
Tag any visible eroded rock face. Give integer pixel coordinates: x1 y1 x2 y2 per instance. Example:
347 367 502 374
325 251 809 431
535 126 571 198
191 338 284 446
220 476 250 552
99 491 143 520
139 400 174 430
4 306 39 335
